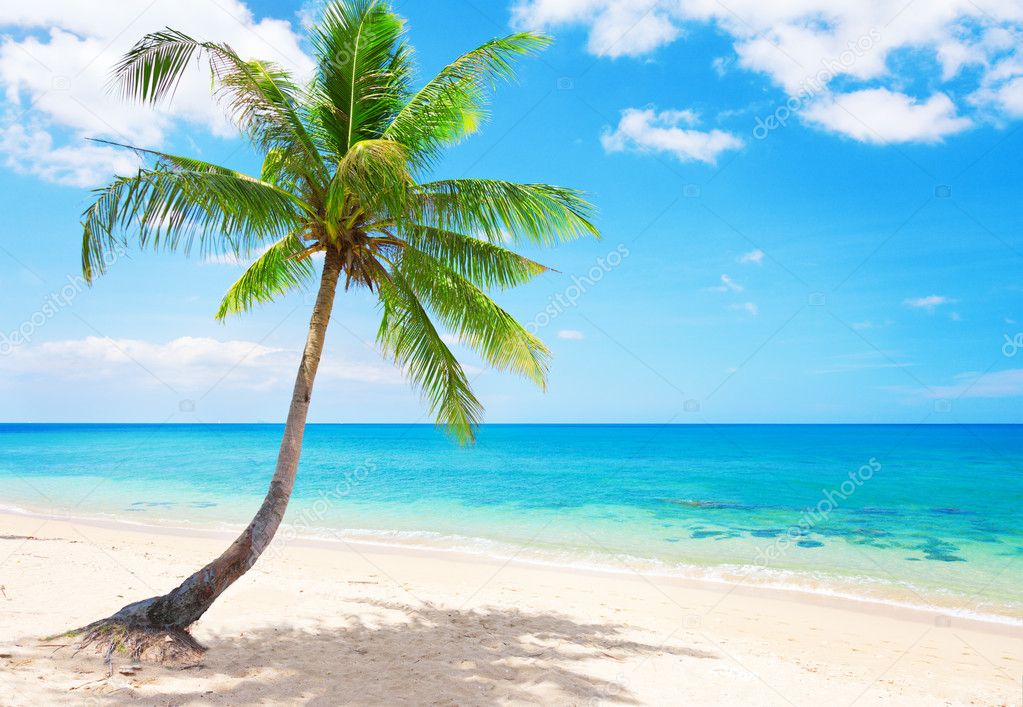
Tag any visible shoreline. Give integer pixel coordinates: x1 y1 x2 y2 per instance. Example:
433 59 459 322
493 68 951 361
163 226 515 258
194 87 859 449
2 509 1020 704
4 505 1019 634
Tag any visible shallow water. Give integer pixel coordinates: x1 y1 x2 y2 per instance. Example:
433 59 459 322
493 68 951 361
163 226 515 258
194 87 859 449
1 423 1020 621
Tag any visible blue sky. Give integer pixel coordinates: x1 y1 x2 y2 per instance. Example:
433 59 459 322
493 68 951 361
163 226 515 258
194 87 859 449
0 0 1021 424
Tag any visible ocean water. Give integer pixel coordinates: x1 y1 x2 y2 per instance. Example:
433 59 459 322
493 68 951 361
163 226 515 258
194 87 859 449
1 423 1020 621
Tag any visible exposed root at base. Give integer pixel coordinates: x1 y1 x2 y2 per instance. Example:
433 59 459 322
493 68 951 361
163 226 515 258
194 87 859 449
63 619 206 668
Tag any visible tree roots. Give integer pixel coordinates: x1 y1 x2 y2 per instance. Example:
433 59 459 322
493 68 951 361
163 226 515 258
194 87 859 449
63 616 206 668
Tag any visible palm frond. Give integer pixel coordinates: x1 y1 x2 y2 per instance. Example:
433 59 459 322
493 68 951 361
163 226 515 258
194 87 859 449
216 233 319 319
89 140 317 200
399 224 549 288
397 247 549 389
377 268 483 444
112 28 203 105
307 0 408 158
113 29 326 181
326 139 411 230
385 32 551 170
260 146 298 192
414 179 598 246
81 158 308 282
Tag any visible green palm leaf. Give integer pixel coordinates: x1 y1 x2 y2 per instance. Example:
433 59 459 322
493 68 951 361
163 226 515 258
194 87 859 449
307 0 408 158
414 179 599 246
82 158 308 282
397 247 549 390
399 225 550 289
216 234 319 319
113 29 326 182
377 268 483 443
385 32 551 170
326 139 411 230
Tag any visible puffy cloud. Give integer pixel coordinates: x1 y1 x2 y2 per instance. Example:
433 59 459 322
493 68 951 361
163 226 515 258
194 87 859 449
510 0 680 58
802 89 972 144
973 75 1023 118
0 0 313 186
601 107 743 164
512 0 1023 140
0 122 139 186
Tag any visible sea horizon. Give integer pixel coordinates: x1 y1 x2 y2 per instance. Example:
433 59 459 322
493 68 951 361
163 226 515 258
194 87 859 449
5 422 1021 425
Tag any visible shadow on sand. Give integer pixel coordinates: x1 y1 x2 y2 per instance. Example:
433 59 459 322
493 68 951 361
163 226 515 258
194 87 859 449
38 599 717 705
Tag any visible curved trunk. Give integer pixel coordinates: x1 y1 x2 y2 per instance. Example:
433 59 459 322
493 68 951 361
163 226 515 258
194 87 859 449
73 248 343 660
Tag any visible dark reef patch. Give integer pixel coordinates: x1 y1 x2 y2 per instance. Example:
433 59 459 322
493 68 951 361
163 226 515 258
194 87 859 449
917 539 967 563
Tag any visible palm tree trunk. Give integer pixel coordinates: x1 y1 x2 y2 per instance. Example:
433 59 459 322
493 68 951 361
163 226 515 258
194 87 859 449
70 247 343 664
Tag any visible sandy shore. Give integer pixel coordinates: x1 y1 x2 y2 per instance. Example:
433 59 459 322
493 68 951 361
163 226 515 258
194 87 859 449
0 510 1019 706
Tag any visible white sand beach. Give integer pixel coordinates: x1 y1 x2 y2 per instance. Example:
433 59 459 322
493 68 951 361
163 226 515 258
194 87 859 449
0 510 1019 706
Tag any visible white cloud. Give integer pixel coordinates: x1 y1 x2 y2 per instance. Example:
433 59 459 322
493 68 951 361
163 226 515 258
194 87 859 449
601 107 743 164
972 68 1023 118
737 249 764 265
928 369 1023 399
0 1 313 186
1 336 401 390
730 301 758 316
513 0 1023 138
318 355 406 386
510 0 679 58
707 274 744 293
557 329 585 340
991 76 1023 117
0 122 139 187
711 56 733 77
802 89 972 144
904 295 956 311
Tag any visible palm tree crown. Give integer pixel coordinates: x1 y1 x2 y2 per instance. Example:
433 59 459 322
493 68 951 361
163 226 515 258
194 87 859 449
81 0 598 442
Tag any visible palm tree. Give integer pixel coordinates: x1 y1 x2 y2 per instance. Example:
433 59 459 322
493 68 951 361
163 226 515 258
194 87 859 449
70 0 597 664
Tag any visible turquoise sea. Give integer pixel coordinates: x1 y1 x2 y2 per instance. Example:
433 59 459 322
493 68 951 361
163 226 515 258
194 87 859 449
1 424 1020 622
